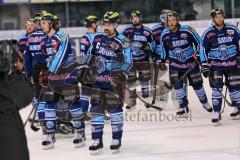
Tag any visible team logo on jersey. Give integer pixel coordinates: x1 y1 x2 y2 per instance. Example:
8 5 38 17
131 41 143 56
51 39 59 53
217 45 229 60
107 41 119 50
180 33 188 39
95 56 107 73
227 30 234 35
122 38 130 48
143 31 150 36
173 48 187 62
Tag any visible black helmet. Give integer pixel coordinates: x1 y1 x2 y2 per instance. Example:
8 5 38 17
210 8 224 18
83 15 98 27
41 13 55 25
103 11 120 24
34 10 48 24
160 9 172 23
130 10 141 18
166 10 179 21
0 40 17 73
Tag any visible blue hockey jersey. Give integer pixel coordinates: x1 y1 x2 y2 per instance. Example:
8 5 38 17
160 24 201 71
24 29 47 75
123 24 154 61
90 32 132 87
200 23 240 70
46 30 73 74
17 33 29 53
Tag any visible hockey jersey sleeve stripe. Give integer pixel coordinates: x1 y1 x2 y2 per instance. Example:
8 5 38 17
49 34 69 74
160 31 169 60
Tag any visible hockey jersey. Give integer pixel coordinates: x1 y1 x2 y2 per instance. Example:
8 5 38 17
160 24 201 71
90 32 132 87
46 30 73 74
200 23 240 70
24 29 47 75
123 24 154 62
17 33 29 53
80 32 95 55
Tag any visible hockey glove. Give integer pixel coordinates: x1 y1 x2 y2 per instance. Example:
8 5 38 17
112 71 128 85
76 67 94 84
39 69 49 87
156 60 167 71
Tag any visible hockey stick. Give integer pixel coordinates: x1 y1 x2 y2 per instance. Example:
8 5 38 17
123 84 163 111
24 86 45 131
151 64 159 105
221 87 228 113
30 86 47 132
24 105 36 127
164 61 197 89
192 55 234 107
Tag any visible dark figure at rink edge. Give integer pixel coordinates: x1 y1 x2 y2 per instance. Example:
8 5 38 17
39 13 86 149
158 11 213 116
84 11 132 154
0 40 33 160
200 8 240 125
123 10 154 110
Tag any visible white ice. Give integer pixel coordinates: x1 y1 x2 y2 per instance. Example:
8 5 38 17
20 78 240 160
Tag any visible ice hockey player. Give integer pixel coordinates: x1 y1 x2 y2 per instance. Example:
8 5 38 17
159 11 212 116
39 13 86 149
84 11 132 154
151 9 171 105
17 18 36 66
24 10 48 134
123 10 154 110
200 8 240 125
79 15 98 121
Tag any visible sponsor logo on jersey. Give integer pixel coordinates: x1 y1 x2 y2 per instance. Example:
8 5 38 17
98 46 117 57
95 75 113 82
172 39 188 47
143 31 150 36
217 36 233 44
133 35 147 42
29 44 41 51
108 41 120 50
207 32 216 38
227 29 234 35
80 37 90 45
180 33 188 39
28 36 44 43
125 29 134 33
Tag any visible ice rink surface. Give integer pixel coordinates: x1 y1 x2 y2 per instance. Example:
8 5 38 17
20 78 240 160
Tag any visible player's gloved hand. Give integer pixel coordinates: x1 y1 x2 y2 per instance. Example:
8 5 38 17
142 43 152 53
201 62 211 78
156 60 167 71
39 69 49 87
76 67 94 84
112 71 128 85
